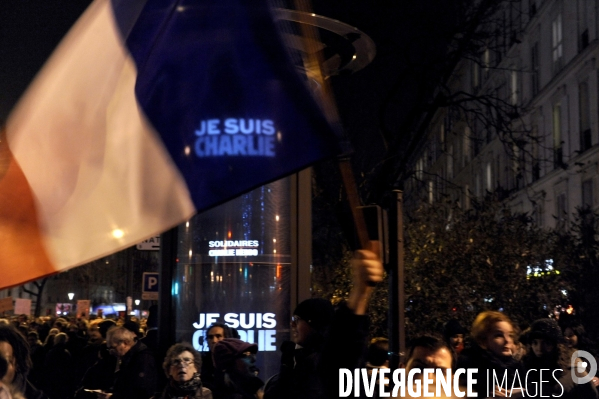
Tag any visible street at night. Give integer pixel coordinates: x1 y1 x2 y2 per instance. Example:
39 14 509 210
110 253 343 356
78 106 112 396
1 1 599 398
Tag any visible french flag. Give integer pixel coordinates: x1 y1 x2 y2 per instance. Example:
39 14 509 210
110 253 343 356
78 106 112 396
1 0 341 289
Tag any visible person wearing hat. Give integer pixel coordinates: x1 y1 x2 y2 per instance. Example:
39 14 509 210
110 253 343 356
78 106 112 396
212 338 263 399
443 319 467 357
522 318 598 399
264 243 384 399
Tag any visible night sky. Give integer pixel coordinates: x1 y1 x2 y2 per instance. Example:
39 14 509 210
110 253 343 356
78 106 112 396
0 1 455 161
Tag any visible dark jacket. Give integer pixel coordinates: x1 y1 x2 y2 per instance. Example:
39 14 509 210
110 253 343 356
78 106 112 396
264 302 369 399
42 343 76 399
110 340 158 399
153 382 213 399
75 343 117 399
457 344 525 398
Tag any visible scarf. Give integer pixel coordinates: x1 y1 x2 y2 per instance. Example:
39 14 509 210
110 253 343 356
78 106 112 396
165 373 204 399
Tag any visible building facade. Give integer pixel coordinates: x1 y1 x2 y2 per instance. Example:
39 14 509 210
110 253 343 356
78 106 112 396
404 0 599 228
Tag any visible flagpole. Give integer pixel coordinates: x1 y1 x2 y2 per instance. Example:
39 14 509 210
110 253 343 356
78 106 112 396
290 0 372 252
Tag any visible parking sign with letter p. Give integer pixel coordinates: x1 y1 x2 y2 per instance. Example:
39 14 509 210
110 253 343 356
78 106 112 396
142 272 159 300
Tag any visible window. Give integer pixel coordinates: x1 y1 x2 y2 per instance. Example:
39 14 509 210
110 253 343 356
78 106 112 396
531 42 540 96
529 1 537 17
510 70 519 105
582 179 594 208
579 82 592 152
533 202 543 227
464 185 470 210
463 127 471 165
447 144 454 179
416 157 424 180
553 104 563 168
556 192 568 229
428 180 434 204
552 13 563 71
531 124 540 181
511 144 522 190
578 0 590 51
486 162 493 192
472 61 480 91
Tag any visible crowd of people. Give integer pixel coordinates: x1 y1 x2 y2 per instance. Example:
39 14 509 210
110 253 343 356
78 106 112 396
0 246 598 398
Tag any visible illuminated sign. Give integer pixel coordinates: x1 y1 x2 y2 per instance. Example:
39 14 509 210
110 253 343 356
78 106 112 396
194 118 276 157
192 312 277 352
208 239 260 257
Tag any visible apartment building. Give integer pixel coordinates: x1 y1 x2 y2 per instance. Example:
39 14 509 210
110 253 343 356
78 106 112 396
404 0 599 228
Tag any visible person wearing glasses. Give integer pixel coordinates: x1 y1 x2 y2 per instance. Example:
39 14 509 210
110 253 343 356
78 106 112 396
95 326 157 399
152 343 212 399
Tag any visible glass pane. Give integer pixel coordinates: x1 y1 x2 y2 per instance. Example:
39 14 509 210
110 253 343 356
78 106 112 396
172 177 291 379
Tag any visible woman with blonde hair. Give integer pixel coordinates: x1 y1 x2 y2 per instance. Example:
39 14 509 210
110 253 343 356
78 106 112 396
457 311 525 398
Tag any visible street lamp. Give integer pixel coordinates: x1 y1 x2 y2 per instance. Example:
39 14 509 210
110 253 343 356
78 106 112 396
67 293 75 316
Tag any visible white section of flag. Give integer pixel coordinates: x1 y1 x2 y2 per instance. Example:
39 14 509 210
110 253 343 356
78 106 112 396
6 0 195 270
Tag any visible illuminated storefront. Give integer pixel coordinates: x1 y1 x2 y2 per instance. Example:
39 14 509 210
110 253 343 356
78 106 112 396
171 177 292 377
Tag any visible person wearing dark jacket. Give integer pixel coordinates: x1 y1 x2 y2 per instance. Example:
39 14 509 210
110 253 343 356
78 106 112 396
457 311 525 398
42 332 76 399
95 326 157 399
522 318 598 399
264 242 383 399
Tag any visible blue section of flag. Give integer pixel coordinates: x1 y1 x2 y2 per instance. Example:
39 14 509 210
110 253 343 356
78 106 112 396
110 0 341 212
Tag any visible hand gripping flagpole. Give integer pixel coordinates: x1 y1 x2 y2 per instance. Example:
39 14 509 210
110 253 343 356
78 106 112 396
289 0 375 261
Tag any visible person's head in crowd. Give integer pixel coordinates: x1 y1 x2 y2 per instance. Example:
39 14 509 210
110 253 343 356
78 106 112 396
123 319 142 339
162 342 202 384
26 332 40 348
471 311 516 359
15 323 27 339
0 324 32 386
213 339 262 398
205 323 234 353
43 328 59 347
405 335 454 373
67 323 79 334
291 298 334 348
53 318 67 332
53 332 68 347
367 337 390 368
560 320 596 355
527 318 563 360
443 319 467 355
106 326 137 359
98 319 116 340
213 338 258 376
87 321 104 345
28 320 39 332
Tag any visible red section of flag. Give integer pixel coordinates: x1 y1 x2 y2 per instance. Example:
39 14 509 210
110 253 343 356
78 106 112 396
0 132 56 288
